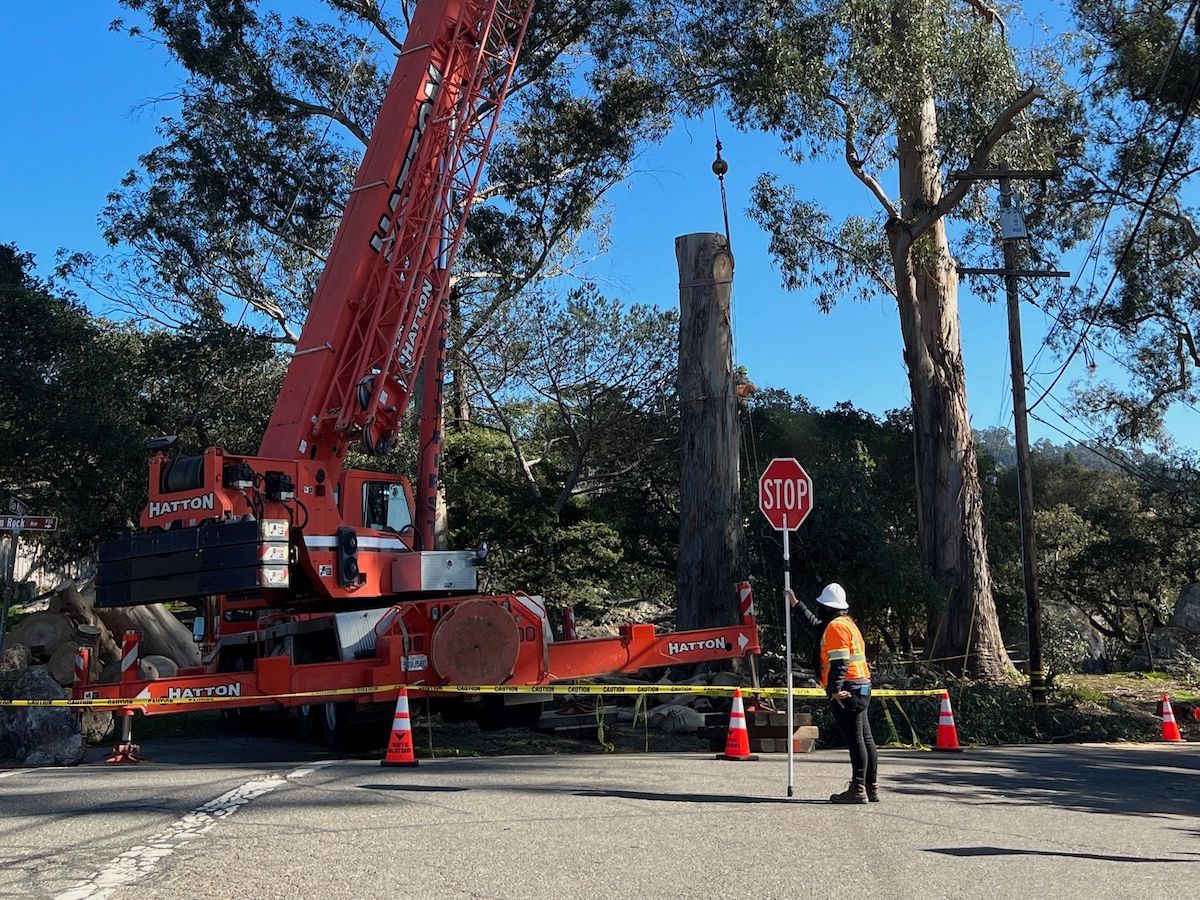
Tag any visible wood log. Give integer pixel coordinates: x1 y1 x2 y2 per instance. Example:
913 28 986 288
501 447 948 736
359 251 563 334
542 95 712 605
50 583 121 666
80 709 114 744
675 232 742 632
98 658 157 684
8 612 74 659
142 655 178 679
47 641 82 686
93 604 201 668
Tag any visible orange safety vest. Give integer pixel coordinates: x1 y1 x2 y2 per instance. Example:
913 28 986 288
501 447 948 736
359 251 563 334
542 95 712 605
820 616 870 688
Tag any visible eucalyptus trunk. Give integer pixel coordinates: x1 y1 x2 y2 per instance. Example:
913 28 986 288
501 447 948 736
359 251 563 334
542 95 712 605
675 232 742 631
889 93 1012 680
447 286 471 433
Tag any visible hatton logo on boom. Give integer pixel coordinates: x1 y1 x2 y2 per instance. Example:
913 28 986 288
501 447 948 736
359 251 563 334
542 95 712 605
148 492 215 520
667 638 730 656
370 64 443 254
396 278 435 377
166 684 242 700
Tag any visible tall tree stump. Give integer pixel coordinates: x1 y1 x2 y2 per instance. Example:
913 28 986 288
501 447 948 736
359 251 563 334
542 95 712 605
675 233 742 631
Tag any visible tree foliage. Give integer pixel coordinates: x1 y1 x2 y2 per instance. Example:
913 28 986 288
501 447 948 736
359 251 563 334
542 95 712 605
0 245 282 565
1047 0 1200 448
63 0 670 352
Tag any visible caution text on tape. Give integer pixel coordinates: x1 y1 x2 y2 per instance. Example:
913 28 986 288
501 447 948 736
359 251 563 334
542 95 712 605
0 683 946 708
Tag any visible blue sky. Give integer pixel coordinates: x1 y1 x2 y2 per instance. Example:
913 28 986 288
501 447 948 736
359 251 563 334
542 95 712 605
2 1 1195 452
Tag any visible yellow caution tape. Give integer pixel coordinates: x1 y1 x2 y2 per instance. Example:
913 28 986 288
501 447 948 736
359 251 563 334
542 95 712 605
0 683 946 708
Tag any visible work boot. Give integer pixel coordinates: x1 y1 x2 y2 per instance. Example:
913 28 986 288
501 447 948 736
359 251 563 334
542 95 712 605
866 783 880 803
829 783 868 804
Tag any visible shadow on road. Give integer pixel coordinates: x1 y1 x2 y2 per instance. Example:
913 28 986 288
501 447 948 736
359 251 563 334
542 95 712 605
887 745 1199 820
573 789 821 804
927 845 1197 864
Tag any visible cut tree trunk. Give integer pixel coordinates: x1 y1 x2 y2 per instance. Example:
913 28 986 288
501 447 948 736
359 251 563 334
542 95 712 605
51 583 121 666
142 654 178 679
8 612 74 660
674 232 742 631
47 641 83 687
93 604 201 668
889 90 1011 680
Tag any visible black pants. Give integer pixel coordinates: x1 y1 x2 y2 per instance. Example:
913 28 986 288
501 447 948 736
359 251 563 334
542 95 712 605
830 689 878 787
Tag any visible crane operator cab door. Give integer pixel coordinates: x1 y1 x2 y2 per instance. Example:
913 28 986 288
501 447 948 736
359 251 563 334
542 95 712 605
364 481 414 536
340 471 415 542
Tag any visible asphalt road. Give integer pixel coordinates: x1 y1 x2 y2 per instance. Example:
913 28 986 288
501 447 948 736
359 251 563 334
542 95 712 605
1 738 1196 899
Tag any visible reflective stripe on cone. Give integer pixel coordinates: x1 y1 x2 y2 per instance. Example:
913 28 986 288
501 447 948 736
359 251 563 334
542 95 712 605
716 687 759 762
1161 694 1183 743
934 691 962 752
381 687 419 767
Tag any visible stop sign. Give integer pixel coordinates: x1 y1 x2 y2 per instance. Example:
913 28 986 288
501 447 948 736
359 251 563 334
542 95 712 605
758 458 814 531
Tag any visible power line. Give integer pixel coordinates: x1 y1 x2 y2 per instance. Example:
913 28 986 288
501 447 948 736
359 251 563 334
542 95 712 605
1026 373 1179 492
1024 1 1200 394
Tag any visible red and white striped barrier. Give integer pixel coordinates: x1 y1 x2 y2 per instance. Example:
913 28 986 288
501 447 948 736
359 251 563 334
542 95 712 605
74 646 91 688
737 581 754 619
120 631 139 684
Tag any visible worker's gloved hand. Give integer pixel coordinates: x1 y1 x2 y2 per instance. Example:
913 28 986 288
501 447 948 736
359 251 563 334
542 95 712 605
785 589 798 608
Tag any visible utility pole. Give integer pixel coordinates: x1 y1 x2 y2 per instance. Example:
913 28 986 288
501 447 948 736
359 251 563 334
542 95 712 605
954 165 1067 707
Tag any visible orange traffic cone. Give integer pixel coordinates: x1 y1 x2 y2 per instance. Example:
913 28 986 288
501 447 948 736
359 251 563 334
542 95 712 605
934 691 962 752
381 687 419 767
1161 694 1183 743
716 687 759 761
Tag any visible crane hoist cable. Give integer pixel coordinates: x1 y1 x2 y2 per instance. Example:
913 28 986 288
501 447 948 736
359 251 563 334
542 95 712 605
711 109 733 256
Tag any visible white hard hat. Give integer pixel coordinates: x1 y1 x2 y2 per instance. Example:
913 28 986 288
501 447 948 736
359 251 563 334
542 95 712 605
816 583 848 610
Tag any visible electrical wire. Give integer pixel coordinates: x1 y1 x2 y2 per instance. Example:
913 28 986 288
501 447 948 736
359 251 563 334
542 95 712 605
1027 2 1200 411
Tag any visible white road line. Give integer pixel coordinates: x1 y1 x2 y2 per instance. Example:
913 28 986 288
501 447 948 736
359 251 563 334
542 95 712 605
53 762 335 900
0 770 24 779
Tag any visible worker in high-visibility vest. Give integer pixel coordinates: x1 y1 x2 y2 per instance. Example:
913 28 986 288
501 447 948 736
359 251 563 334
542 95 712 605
790 583 878 804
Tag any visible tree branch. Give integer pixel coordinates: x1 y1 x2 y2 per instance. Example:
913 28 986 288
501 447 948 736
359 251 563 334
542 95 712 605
960 0 1006 38
911 84 1043 241
827 94 899 219
273 94 369 146
465 357 542 499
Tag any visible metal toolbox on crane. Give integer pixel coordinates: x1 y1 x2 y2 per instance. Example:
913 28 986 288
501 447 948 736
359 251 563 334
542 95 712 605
390 550 478 593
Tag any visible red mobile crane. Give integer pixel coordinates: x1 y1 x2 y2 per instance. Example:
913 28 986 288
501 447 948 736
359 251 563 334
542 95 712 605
90 0 759 736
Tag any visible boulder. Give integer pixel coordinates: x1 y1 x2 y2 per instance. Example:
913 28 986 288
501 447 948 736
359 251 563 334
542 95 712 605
1 643 31 673
7 612 73 660
0 666 86 766
1170 584 1200 635
1128 627 1200 678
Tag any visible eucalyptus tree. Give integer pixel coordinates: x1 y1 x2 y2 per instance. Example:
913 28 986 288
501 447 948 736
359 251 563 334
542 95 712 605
64 0 670 416
628 0 1088 676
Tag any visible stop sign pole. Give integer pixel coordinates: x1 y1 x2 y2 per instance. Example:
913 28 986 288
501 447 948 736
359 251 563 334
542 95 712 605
758 458 814 799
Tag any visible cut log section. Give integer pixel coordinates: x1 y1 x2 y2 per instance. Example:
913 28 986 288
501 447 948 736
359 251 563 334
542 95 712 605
142 654 178 679
93 603 201 668
47 641 84 687
51 583 121 666
7 612 74 660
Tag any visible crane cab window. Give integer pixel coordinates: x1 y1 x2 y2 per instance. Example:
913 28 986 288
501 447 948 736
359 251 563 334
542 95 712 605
363 481 412 534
